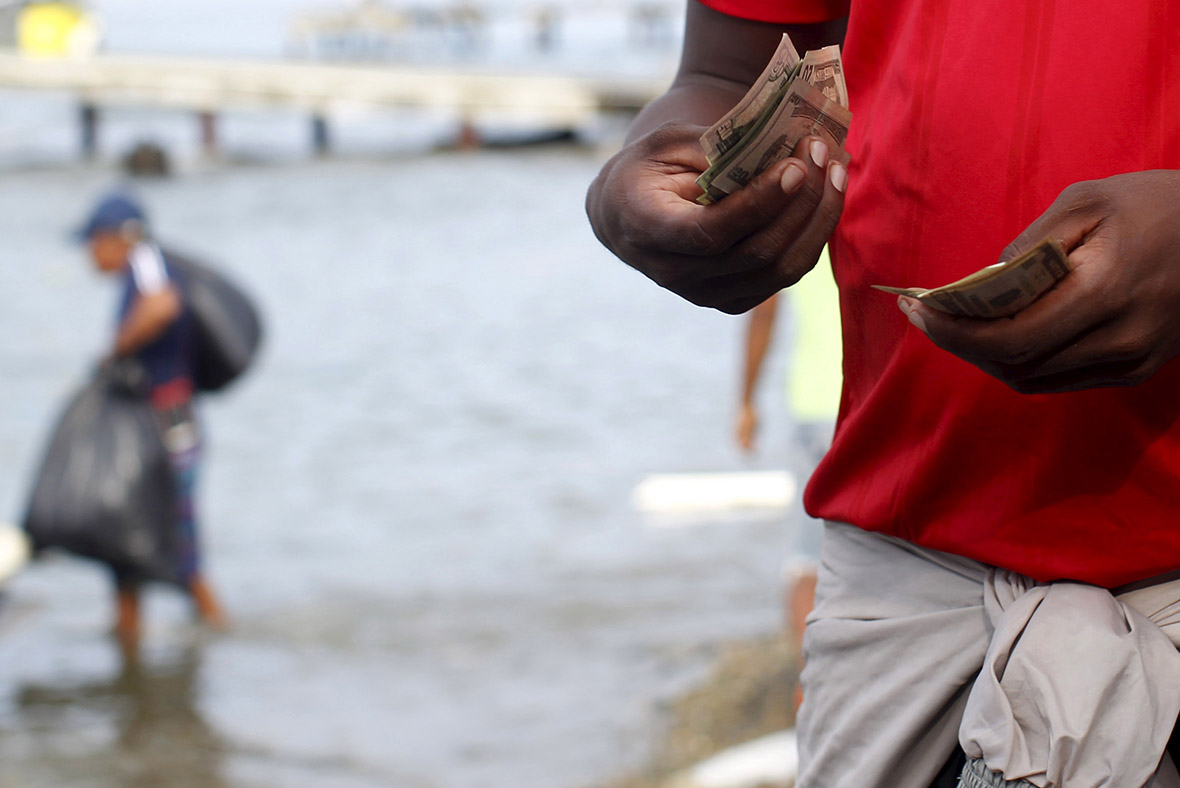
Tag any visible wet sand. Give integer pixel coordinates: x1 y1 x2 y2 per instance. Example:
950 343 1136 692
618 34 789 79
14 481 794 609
605 632 801 788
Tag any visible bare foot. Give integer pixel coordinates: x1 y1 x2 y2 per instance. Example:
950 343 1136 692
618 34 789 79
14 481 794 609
188 576 229 632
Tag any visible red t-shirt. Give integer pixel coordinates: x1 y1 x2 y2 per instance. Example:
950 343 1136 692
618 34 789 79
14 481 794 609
700 0 1180 587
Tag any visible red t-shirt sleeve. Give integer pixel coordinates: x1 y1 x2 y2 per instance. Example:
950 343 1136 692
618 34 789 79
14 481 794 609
698 0 849 24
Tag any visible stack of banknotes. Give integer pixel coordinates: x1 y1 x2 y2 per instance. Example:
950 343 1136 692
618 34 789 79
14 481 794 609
696 33 851 205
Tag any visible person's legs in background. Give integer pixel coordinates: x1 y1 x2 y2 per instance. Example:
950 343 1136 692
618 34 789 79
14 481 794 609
164 416 226 630
113 574 141 662
783 420 830 710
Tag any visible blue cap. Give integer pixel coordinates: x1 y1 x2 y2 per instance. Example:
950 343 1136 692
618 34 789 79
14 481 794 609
75 192 147 242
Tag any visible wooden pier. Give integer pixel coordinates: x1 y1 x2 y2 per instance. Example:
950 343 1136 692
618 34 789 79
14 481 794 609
0 51 669 157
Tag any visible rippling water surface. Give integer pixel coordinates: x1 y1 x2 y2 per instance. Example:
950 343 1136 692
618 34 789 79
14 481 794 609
0 4 812 785
0 139 806 786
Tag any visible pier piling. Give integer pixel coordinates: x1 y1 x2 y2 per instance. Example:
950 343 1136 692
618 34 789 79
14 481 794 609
79 102 98 159
311 114 330 156
198 111 218 158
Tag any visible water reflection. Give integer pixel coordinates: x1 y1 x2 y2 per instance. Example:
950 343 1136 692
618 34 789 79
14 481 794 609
16 647 228 788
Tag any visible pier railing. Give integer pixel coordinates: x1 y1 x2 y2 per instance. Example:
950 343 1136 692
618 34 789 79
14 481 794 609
0 51 669 156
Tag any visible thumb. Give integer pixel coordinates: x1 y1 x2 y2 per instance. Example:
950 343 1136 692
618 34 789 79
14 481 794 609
998 183 1106 264
698 160 807 260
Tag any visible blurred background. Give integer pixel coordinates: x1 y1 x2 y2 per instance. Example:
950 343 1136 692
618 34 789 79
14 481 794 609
0 2 811 786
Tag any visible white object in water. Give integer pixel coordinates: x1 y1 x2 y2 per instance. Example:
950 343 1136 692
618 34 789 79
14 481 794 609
0 523 30 585
632 470 796 514
682 728 798 788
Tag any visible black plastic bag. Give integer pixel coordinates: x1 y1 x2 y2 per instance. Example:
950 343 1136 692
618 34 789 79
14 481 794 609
165 250 263 393
22 362 182 585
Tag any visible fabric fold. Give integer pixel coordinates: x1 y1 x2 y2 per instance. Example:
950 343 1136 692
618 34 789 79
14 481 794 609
960 571 1180 788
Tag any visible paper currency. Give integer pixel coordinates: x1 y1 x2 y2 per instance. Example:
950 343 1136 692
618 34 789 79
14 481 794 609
873 238 1071 318
798 45 848 107
696 35 850 205
700 33 801 163
698 81 851 202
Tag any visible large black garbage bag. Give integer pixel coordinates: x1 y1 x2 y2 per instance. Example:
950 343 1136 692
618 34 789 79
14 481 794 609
165 250 263 393
22 363 181 585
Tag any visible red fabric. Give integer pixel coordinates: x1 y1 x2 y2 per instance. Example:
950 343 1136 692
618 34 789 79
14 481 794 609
699 0 848 24
706 0 1180 587
150 378 194 410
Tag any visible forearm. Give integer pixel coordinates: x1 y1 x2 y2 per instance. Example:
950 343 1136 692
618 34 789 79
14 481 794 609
628 3 848 142
113 288 181 357
626 77 752 143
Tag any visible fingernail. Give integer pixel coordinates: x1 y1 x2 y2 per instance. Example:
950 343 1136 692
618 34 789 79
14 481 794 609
898 297 927 332
780 163 805 193
810 139 829 168
829 162 847 193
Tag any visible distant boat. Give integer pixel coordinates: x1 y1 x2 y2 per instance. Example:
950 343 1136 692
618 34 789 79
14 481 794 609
286 0 488 62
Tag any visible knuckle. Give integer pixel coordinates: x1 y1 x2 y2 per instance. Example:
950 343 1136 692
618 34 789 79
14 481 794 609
1058 179 1109 213
775 251 820 288
741 192 780 226
1108 337 1149 363
813 196 843 230
990 335 1036 364
738 243 778 271
792 181 824 214
674 222 725 257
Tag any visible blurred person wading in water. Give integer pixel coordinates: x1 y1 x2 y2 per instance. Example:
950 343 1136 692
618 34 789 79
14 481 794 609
79 192 226 659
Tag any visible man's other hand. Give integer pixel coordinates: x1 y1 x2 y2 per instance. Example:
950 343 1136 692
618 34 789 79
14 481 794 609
899 171 1180 393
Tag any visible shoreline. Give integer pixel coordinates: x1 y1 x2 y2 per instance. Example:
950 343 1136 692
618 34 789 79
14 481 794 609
604 632 801 788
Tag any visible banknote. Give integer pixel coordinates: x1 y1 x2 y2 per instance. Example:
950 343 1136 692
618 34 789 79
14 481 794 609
700 33 801 163
798 45 848 107
697 81 852 203
696 37 850 204
873 238 1071 318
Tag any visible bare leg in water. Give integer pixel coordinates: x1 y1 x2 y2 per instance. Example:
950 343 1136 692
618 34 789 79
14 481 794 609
188 574 227 630
115 583 141 663
786 565 817 712
114 574 227 664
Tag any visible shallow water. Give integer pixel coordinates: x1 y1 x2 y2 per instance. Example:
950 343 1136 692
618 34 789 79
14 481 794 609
0 3 818 784
0 141 810 787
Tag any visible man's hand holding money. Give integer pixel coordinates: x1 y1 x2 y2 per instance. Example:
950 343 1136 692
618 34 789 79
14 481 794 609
587 125 846 314
899 171 1180 393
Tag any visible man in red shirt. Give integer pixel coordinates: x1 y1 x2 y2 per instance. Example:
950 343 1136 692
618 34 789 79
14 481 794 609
586 0 1180 785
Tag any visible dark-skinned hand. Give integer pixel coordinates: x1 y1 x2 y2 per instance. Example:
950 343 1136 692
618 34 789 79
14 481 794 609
899 171 1180 393
586 122 848 314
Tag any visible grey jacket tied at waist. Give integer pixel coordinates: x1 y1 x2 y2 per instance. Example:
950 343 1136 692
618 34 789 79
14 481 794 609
795 522 1180 788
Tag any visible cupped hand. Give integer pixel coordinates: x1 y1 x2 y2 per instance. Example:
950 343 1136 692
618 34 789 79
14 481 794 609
586 122 848 314
899 171 1180 393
